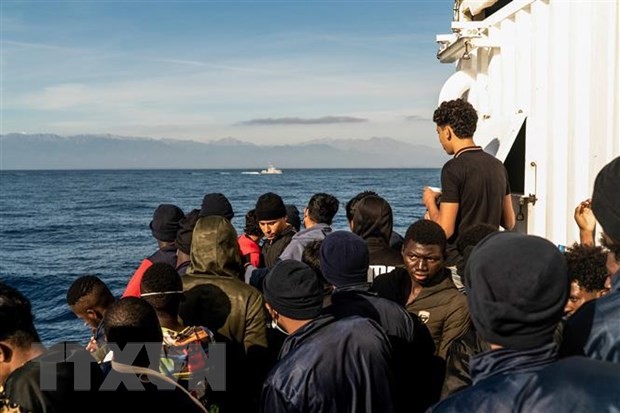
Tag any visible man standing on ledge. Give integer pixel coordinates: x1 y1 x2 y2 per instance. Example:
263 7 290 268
423 99 515 278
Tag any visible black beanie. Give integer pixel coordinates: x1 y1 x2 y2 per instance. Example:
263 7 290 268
592 156 620 242
465 232 568 350
150 204 185 242
255 192 287 221
199 193 234 221
263 260 323 320
320 231 369 287
176 209 200 255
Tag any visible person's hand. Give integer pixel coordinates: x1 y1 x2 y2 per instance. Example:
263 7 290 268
574 199 596 232
422 187 440 207
86 336 99 353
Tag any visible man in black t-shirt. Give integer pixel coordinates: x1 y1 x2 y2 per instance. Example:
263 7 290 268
422 99 515 272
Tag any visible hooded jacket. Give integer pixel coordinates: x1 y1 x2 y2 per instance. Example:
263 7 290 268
181 216 267 353
352 196 403 280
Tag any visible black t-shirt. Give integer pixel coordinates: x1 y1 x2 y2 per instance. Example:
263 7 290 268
440 147 510 262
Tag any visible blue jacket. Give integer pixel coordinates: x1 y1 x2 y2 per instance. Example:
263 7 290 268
261 314 395 413
428 343 620 412
278 223 332 261
326 285 437 413
561 270 620 363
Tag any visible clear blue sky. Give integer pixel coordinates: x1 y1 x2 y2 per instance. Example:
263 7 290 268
1 1 455 146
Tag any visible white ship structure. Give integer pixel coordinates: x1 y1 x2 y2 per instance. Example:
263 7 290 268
435 0 619 247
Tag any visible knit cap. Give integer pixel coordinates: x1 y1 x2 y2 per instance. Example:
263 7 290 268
465 232 568 349
150 204 185 242
320 231 369 287
591 156 620 242
263 260 323 320
255 192 287 221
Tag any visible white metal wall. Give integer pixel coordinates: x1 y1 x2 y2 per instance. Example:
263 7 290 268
452 0 619 246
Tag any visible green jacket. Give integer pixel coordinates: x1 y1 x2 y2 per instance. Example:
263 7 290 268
405 268 470 360
181 216 268 354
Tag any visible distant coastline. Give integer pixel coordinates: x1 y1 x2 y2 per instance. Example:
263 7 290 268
0 133 449 170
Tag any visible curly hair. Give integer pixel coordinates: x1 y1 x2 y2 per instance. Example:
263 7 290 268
66 275 115 308
564 243 608 292
0 281 40 346
244 209 263 237
404 219 446 251
433 98 478 138
140 262 184 314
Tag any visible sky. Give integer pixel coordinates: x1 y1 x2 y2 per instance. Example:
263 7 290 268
1 1 456 147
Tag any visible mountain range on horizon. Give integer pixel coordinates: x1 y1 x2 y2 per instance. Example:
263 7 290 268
0 133 449 170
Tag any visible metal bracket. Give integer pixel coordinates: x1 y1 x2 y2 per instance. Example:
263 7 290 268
516 161 538 221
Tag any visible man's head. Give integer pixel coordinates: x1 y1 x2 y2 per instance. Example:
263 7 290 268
243 208 263 238
262 260 323 334
564 243 609 317
0 281 40 384
199 193 234 221
103 297 162 367
465 232 568 349
285 205 302 232
455 223 499 277
302 240 326 284
304 193 340 228
150 204 185 244
320 231 369 287
351 195 393 243
67 275 116 330
433 98 478 155
140 263 184 317
591 156 620 277
402 220 447 286
345 190 379 226
175 209 201 257
255 192 288 240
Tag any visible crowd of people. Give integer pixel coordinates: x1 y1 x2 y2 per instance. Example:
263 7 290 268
1 99 619 412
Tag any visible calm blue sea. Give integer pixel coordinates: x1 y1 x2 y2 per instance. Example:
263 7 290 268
0 168 440 345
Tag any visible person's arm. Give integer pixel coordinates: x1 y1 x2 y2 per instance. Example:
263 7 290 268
437 297 471 360
501 193 516 231
423 187 459 239
574 199 596 246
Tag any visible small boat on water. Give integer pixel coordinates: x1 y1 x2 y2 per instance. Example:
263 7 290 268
260 163 283 174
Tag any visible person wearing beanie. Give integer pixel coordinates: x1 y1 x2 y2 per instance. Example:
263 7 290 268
123 203 185 298
199 193 234 221
562 156 620 363
261 260 396 413
175 209 201 276
321 231 436 413
254 192 296 268
429 232 620 413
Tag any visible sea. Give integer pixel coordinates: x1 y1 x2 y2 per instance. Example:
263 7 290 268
0 168 440 346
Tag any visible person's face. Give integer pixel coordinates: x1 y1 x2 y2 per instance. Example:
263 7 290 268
259 217 287 240
564 281 602 317
70 302 102 331
436 125 454 155
402 240 445 285
606 250 620 276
